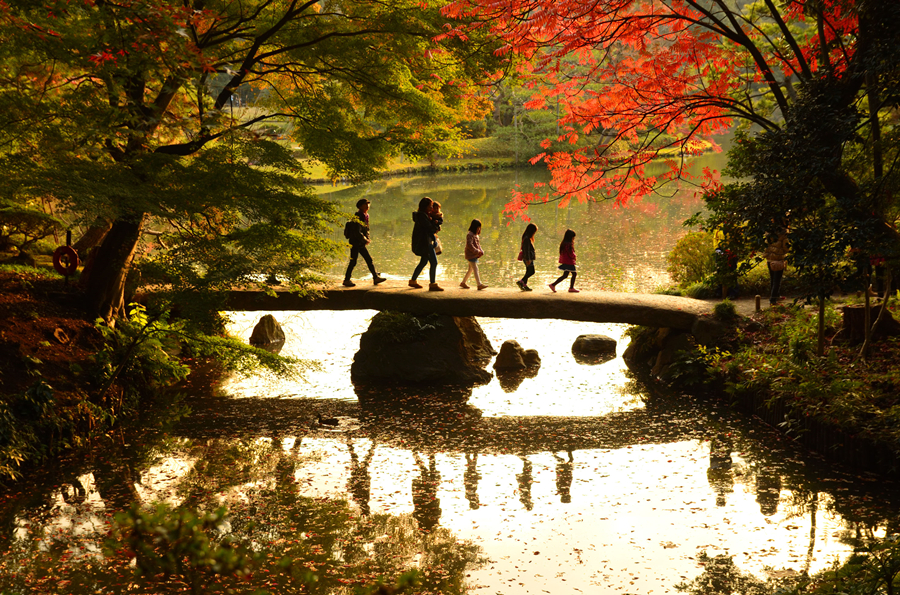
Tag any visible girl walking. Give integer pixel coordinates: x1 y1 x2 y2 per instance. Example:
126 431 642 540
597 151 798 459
461 219 488 290
516 223 537 291
549 229 579 293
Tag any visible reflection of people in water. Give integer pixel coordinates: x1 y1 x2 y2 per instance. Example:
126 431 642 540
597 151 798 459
348 438 376 516
412 452 442 531
464 453 481 510
554 450 574 504
516 455 534 511
707 435 735 507
756 466 782 516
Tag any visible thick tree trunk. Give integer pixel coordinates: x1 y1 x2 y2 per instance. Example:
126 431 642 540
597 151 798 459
838 303 900 345
73 217 112 254
83 214 147 322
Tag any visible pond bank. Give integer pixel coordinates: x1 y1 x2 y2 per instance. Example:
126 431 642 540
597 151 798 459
625 298 900 478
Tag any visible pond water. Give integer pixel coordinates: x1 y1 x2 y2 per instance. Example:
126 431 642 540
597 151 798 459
321 166 711 292
2 165 899 594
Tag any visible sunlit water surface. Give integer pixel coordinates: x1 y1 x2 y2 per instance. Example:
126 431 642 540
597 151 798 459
214 311 890 594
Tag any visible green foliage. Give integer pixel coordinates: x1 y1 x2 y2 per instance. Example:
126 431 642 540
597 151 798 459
788 536 900 594
112 504 254 593
683 280 719 299
665 344 735 389
694 87 900 305
133 139 346 306
0 299 312 482
713 299 739 322
675 551 789 595
689 303 900 449
0 0 503 318
666 231 716 287
0 200 64 254
0 263 58 279
93 305 310 405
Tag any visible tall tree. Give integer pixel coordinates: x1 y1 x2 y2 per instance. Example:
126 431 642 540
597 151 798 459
0 0 497 321
443 0 900 222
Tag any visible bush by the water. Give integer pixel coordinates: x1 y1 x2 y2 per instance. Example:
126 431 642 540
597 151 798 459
666 231 715 287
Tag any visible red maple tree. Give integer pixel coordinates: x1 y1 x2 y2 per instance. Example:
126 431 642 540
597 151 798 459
443 0 882 220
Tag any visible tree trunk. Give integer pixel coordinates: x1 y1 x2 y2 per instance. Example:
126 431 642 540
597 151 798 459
73 217 112 255
817 294 826 357
838 303 900 345
83 214 147 322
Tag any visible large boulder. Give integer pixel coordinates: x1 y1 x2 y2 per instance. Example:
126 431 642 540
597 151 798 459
249 314 286 353
494 341 541 392
493 340 526 370
351 312 493 385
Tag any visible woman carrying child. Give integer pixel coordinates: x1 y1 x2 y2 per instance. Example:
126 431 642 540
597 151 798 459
409 197 443 290
460 219 488 290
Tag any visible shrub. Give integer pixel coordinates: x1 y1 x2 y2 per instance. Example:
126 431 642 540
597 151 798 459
0 202 64 254
666 231 715 287
713 299 739 321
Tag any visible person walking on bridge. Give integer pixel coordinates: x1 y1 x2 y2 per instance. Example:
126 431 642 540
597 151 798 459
460 219 488 290
343 199 386 287
549 229 580 293
516 223 538 291
410 196 443 291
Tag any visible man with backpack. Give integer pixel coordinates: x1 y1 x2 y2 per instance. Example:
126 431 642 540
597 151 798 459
344 198 386 287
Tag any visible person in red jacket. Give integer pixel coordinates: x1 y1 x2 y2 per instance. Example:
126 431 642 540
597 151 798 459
549 229 579 293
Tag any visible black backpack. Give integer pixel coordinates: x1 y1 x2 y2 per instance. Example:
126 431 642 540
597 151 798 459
343 220 355 239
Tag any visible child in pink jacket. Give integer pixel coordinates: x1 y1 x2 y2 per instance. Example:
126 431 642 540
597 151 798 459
460 219 488 290
549 229 579 293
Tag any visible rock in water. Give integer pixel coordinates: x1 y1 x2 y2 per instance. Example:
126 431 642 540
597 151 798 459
572 334 617 365
493 340 526 370
351 312 493 386
249 314 286 345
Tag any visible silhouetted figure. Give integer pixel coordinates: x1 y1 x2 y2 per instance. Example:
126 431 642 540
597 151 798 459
756 467 782 516
348 439 376 516
412 452 441 531
464 453 481 510
516 455 534 511
707 435 734 507
554 450 574 504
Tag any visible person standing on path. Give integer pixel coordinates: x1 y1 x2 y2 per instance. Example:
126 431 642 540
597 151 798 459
343 199 386 287
460 219 487 290
409 196 443 291
516 223 537 291
549 229 579 293
765 228 788 305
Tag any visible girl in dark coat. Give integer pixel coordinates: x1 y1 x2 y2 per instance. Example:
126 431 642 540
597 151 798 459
409 196 443 290
516 223 538 291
